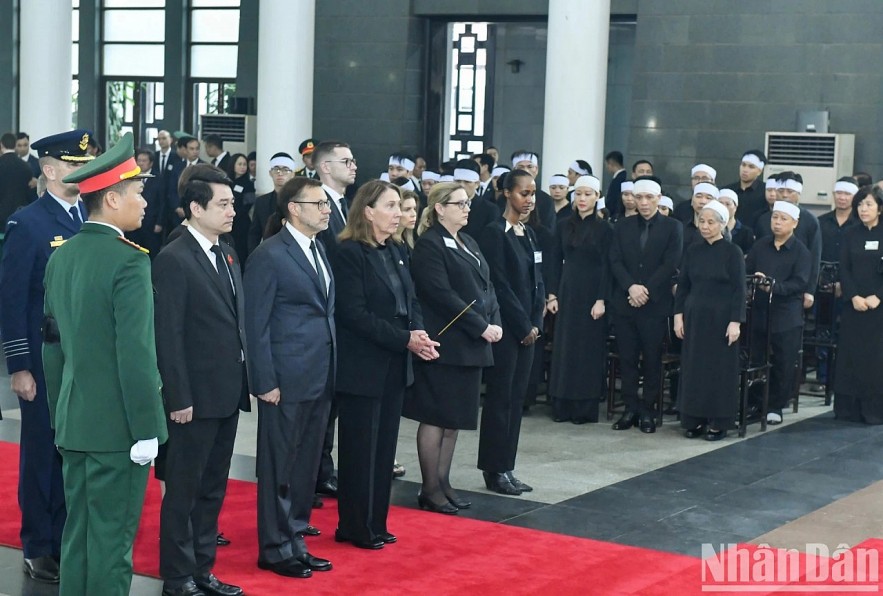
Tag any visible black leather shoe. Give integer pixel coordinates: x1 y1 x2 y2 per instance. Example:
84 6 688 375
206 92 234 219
295 552 332 572
316 478 338 497
612 410 640 430
705 428 727 441
639 414 656 433
417 492 458 514
377 532 397 544
216 532 231 546
22 556 59 583
194 574 242 596
684 424 706 439
334 529 384 549
257 557 312 578
446 493 472 509
505 471 533 492
482 471 522 496
303 524 320 536
162 580 206 596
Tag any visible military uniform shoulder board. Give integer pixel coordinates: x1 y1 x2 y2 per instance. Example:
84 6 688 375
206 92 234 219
50 235 66 248
117 236 150 254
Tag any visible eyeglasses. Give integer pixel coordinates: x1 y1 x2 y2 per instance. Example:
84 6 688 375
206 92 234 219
444 200 472 211
271 167 292 175
292 200 331 210
324 158 357 168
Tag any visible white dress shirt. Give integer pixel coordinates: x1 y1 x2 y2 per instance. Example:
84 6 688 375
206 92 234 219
285 221 330 294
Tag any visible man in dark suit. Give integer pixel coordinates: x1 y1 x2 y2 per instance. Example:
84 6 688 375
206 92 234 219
605 151 627 221
153 130 174 176
0 129 93 584
153 165 248 596
165 134 203 229
247 152 296 253
473 153 495 200
125 148 165 257
14 132 40 201
204 134 233 178
609 176 683 433
245 177 334 579
0 132 34 224
461 159 501 241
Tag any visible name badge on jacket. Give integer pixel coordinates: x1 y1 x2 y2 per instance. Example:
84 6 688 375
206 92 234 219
444 237 458 249
534 251 543 264
865 241 879 251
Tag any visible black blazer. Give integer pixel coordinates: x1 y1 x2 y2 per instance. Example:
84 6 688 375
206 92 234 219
317 189 348 256
410 224 500 367
0 152 34 225
332 239 423 398
152 230 250 418
462 194 500 242
605 170 627 220
478 218 545 340
214 153 233 178
244 228 336 403
609 211 683 317
248 191 276 253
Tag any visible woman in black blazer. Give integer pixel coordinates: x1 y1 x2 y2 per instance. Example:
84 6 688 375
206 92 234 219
403 182 503 514
477 169 545 496
332 180 439 549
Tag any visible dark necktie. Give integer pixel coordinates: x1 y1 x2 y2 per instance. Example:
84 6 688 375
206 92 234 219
639 221 649 250
210 245 235 306
69 205 82 227
339 198 348 219
211 157 217 166
310 240 327 298
160 153 167 171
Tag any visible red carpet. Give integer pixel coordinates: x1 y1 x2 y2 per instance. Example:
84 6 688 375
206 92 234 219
0 440 881 594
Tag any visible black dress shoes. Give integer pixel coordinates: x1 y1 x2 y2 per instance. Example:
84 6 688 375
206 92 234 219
316 478 338 498
303 524 321 536
612 410 639 430
505 471 533 493
684 424 706 439
446 493 472 509
162 580 206 596
639 414 656 433
295 553 332 572
194 574 242 596
417 492 458 514
257 557 312 578
705 428 727 441
482 471 522 496
377 532 397 544
334 529 384 550
216 532 231 546
23 556 59 583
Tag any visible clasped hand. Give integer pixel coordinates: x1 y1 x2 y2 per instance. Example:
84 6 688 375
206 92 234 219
628 284 649 308
408 330 440 361
481 324 503 343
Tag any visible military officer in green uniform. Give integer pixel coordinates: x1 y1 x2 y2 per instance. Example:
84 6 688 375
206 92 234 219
43 132 168 596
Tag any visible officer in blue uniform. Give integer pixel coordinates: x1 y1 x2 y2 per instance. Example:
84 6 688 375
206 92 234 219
0 129 93 584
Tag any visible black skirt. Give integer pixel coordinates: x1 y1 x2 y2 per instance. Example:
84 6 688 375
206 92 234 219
402 362 482 430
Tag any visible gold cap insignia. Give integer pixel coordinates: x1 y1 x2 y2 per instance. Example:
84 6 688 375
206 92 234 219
79 133 90 151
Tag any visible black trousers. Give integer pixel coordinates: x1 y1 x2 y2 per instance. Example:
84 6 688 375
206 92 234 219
478 332 534 473
316 398 337 488
336 356 405 543
614 314 667 415
160 411 239 586
768 326 803 411
256 394 331 564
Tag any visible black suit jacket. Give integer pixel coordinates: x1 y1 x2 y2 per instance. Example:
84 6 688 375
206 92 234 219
462 194 501 242
0 152 35 225
248 191 276 254
244 228 335 403
152 150 174 176
152 230 250 418
332 239 423 398
534 189 557 232
410 224 500 367
605 170 627 220
609 211 683 317
316 189 348 257
478 219 545 340
214 153 234 178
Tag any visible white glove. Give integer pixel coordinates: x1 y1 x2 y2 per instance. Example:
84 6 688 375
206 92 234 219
130 438 159 466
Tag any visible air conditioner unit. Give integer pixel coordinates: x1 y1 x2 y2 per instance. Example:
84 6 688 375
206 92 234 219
763 132 855 207
198 114 257 159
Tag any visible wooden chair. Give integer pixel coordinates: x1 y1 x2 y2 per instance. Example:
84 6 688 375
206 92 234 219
737 275 774 437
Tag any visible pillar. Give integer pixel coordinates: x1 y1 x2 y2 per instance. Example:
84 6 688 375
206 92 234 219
255 0 314 195
541 0 610 187
19 0 73 139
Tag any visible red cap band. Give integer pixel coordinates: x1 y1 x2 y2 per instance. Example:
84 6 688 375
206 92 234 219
77 157 141 194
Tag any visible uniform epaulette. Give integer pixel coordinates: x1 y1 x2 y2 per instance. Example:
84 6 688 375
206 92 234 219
117 236 150 254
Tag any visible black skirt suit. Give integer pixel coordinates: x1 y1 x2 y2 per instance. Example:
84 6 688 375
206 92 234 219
332 238 423 543
403 224 501 429
476 219 545 474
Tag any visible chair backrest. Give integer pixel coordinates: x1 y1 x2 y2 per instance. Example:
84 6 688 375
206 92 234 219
741 275 775 368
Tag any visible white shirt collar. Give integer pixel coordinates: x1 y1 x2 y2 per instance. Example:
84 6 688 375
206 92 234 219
216 151 228 162
504 220 524 233
87 221 124 236
321 183 343 201
187 224 220 268
285 221 315 252
48 190 81 215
